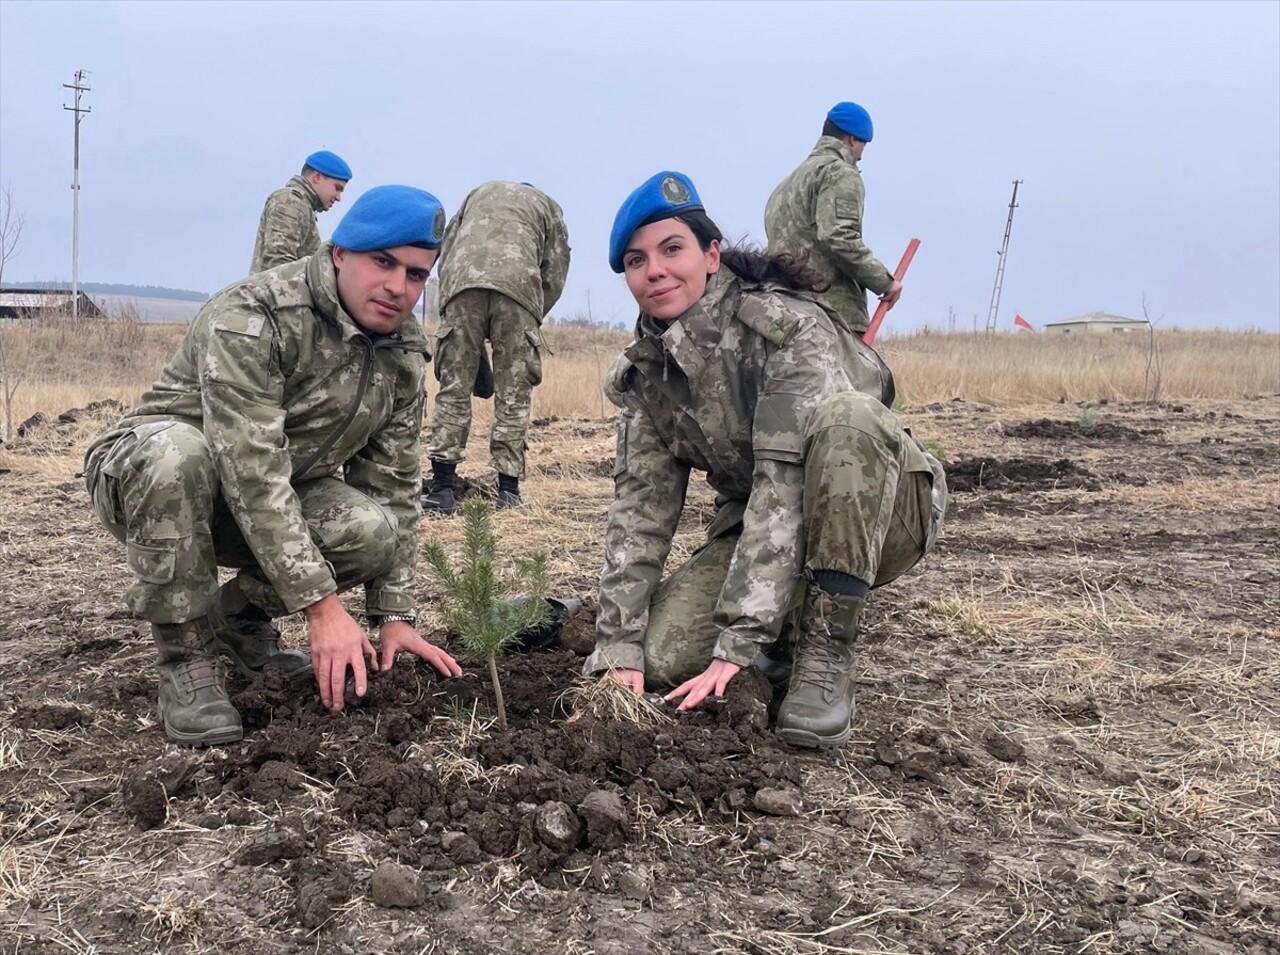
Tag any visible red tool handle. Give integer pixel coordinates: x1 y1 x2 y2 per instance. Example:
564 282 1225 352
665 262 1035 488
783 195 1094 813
862 238 920 345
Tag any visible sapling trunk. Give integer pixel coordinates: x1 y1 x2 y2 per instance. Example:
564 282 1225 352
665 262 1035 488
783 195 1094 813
487 653 507 731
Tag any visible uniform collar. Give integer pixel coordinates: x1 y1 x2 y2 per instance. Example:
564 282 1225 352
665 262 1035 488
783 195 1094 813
812 135 860 168
292 174 324 213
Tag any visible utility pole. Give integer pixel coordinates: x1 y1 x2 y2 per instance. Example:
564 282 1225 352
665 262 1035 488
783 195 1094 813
63 70 91 321
984 179 1021 334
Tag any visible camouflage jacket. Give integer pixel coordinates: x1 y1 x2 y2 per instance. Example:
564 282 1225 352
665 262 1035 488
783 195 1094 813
764 137 896 333
250 175 323 274
86 246 429 616
437 181 571 321
587 272 896 674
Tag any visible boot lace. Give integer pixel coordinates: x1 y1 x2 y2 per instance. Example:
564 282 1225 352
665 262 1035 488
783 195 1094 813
176 655 225 692
175 622 226 690
793 628 841 694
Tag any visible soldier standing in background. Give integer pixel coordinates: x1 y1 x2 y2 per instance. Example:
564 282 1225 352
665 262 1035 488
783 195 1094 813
86 186 462 746
764 103 901 336
249 150 352 274
422 181 571 513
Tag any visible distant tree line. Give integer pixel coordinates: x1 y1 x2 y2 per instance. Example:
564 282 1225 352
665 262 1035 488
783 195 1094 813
0 281 208 302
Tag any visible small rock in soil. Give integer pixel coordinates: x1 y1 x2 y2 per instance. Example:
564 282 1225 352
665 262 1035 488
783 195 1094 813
579 790 629 849
371 861 426 908
531 800 584 853
754 787 803 817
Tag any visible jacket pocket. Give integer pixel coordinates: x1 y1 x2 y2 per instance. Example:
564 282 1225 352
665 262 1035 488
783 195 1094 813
127 538 177 585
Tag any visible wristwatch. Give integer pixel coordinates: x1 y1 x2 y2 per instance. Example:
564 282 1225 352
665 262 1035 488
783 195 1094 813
371 613 417 628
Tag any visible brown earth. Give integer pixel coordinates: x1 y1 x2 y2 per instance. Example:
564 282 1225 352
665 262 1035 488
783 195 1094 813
1 396 1278 954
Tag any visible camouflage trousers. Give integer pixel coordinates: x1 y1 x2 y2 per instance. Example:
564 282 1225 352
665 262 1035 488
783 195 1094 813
644 391 945 688
428 288 543 477
84 420 399 624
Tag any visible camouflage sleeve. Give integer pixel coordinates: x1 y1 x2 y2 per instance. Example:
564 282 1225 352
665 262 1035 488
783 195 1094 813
586 406 691 676
540 209 571 316
198 298 336 613
344 359 427 616
712 458 804 667
256 194 313 272
814 167 894 294
712 316 837 664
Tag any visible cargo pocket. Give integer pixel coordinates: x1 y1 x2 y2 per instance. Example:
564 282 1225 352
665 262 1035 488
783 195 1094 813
524 328 544 387
127 538 178 585
433 325 455 383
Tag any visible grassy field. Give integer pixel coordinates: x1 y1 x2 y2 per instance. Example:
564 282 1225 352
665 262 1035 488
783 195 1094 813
2 313 1275 443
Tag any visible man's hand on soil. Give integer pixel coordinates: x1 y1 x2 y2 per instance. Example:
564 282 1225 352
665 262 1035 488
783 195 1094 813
665 659 742 712
305 594 376 711
377 622 462 678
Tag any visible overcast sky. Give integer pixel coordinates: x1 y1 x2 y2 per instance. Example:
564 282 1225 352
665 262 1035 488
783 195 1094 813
1 0 1277 332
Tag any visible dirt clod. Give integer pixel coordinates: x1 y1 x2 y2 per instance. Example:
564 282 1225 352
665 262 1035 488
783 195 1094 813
370 860 426 909
753 787 804 817
579 790 629 849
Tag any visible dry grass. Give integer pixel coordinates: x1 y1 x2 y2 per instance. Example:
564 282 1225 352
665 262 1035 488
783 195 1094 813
1 317 1274 439
878 327 1280 405
558 674 675 727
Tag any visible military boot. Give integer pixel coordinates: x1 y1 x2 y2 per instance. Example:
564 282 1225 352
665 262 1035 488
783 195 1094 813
210 595 312 681
496 473 525 509
421 459 457 514
775 588 864 749
151 618 243 746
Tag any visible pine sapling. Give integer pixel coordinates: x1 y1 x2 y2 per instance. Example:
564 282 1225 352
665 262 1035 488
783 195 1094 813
422 495 550 731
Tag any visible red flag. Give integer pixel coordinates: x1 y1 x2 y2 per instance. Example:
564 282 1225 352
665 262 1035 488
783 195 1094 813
1014 314 1036 331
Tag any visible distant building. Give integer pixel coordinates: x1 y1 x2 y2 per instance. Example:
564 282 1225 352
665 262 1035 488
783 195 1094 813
0 287 104 320
1043 311 1148 335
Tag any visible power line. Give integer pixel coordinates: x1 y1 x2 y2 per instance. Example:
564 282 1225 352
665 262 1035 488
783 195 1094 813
62 69 91 321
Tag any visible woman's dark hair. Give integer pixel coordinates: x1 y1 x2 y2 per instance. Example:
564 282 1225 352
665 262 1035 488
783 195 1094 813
676 210 832 293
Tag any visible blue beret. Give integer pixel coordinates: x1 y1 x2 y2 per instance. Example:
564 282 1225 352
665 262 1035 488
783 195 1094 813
332 185 446 251
305 150 352 181
827 102 874 143
609 171 703 272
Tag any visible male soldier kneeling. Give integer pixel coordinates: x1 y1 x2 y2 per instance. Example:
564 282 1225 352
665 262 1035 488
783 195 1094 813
85 185 463 746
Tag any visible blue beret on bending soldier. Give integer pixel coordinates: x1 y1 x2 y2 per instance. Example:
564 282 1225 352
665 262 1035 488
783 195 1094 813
305 150 353 181
332 185 447 252
826 102 874 143
609 170 704 273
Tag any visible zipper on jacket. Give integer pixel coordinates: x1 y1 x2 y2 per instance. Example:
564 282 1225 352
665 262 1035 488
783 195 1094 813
294 338 375 478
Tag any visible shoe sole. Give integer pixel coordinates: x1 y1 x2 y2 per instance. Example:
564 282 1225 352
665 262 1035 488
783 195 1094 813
163 722 244 747
775 725 852 749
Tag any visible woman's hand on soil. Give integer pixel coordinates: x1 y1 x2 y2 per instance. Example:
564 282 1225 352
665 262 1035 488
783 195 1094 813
665 659 742 712
603 668 645 694
378 622 463 678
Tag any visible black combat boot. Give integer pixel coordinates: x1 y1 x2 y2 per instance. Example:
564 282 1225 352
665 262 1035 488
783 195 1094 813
422 458 457 514
210 584 312 681
775 583 865 749
496 472 525 509
151 617 243 746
